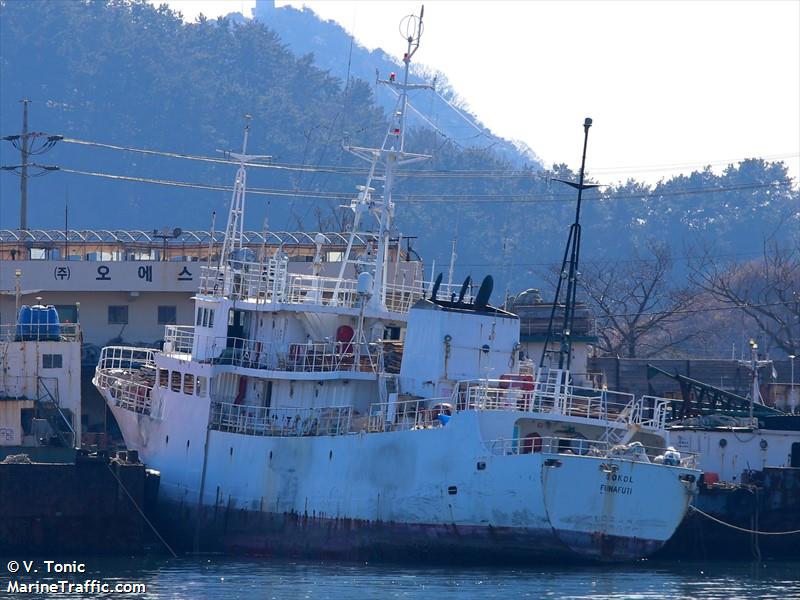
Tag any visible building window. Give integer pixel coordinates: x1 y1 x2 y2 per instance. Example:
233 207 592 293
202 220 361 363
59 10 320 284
42 354 63 369
158 305 177 325
55 305 78 324
108 305 129 324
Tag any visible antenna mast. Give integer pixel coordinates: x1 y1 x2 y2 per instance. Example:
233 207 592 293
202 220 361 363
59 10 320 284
337 6 433 310
218 116 271 269
539 118 600 371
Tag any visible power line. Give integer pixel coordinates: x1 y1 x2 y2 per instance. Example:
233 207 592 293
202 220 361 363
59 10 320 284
439 249 770 269
55 136 800 181
50 167 797 203
598 300 796 321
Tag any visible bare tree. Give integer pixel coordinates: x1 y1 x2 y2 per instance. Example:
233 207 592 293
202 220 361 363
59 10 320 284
577 242 701 358
689 236 800 355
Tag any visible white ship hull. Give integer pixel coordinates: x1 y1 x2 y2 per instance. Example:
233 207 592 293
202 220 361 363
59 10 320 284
106 394 696 561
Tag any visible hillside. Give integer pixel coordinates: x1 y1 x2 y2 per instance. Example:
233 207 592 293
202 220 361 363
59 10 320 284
1 0 797 301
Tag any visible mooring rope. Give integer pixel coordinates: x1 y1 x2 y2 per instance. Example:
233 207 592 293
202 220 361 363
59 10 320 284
105 460 178 558
689 504 800 536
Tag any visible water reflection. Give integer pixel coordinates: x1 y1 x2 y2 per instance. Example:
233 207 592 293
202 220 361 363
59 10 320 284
1 557 798 600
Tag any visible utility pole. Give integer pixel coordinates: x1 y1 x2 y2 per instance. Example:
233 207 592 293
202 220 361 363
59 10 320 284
1 100 61 230
19 99 31 230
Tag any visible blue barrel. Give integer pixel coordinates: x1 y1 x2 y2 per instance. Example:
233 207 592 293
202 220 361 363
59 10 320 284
24 304 59 341
46 305 61 340
30 305 47 340
16 305 32 341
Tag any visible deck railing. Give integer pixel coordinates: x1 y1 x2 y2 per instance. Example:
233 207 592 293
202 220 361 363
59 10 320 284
95 346 159 417
0 322 81 342
365 376 672 434
210 402 352 437
163 326 381 374
97 346 157 371
367 396 452 432
454 379 637 423
198 259 422 314
485 435 698 468
94 370 157 417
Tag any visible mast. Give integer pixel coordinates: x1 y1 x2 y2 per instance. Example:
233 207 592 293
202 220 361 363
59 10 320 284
218 116 271 269
539 118 600 371
337 6 433 311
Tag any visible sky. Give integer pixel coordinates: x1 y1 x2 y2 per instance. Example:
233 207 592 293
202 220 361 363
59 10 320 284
153 1 799 183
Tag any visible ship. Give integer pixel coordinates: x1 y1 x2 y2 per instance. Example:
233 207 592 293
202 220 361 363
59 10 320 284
93 8 700 562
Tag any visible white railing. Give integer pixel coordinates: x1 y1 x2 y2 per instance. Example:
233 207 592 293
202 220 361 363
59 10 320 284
199 257 288 301
485 435 698 468
95 346 158 417
163 326 381 374
94 369 157 417
97 346 157 371
453 379 635 422
210 402 352 437
0 322 81 342
640 396 671 430
162 325 194 355
367 396 452 432
198 259 423 314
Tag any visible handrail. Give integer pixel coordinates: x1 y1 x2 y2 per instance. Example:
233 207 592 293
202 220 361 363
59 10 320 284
98 346 157 371
367 396 453 432
210 402 352 437
94 369 158 418
485 435 698 468
163 326 380 374
0 322 81 342
198 259 422 313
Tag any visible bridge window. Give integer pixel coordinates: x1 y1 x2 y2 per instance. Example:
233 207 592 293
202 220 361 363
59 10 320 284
196 376 207 398
171 371 181 392
42 354 63 369
183 373 195 395
158 369 169 388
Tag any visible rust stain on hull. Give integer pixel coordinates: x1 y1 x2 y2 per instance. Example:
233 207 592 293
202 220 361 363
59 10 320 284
159 503 666 563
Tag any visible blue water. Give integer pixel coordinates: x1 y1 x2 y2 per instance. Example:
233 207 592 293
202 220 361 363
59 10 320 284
1 558 799 599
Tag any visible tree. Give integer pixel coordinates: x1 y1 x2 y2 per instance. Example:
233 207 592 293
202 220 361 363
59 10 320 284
576 242 700 358
689 236 800 355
